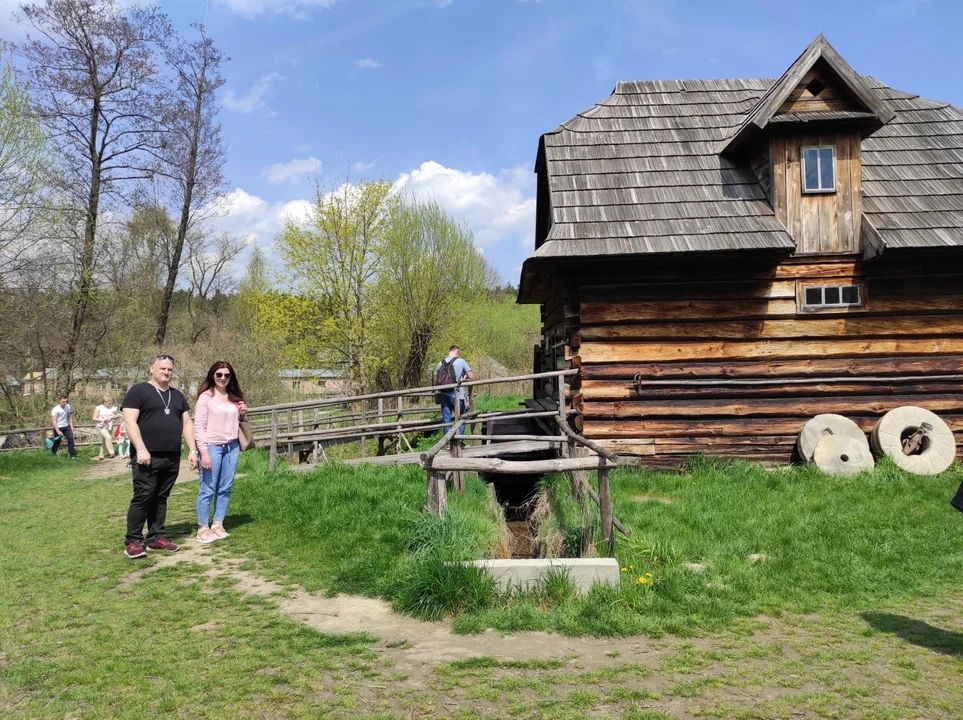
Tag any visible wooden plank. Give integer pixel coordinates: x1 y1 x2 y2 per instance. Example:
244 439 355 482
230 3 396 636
836 131 855 251
851 134 863 244
579 315 963 341
771 135 787 226
428 455 619 474
579 337 963 364
579 279 798 302
583 415 963 439
786 136 802 244
581 355 963 380
269 409 278 471
582 395 963 419
598 469 614 552
582 380 963 401
799 185 819 254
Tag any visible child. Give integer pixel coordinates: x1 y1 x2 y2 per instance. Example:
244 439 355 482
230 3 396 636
44 430 55 453
114 422 130 457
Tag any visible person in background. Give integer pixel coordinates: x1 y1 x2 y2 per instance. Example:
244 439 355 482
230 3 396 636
121 354 197 560
50 395 77 459
92 394 118 461
193 361 248 544
114 422 130 457
434 345 473 437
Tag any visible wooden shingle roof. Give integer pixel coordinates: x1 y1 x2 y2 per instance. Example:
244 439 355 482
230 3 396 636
525 65 963 270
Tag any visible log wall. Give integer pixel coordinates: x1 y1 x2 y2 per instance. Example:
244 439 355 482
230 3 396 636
549 254 963 467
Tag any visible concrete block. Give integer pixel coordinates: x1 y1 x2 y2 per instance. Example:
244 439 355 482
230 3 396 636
465 558 620 594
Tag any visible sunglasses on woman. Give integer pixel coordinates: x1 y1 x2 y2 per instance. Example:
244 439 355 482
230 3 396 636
214 372 231 379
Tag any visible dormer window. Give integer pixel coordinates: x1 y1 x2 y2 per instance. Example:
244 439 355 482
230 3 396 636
802 146 836 193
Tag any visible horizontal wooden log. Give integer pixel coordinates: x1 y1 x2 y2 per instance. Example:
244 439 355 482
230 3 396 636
581 379 963 401
583 416 963 439
579 297 963 324
579 279 798 303
579 338 963 364
579 316 963 341
426 456 619 474
583 395 963 419
581 356 963 380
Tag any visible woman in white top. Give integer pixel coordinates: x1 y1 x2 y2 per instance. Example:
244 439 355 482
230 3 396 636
92 394 118 460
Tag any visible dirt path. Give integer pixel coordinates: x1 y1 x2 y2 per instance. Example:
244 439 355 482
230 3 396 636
119 543 675 668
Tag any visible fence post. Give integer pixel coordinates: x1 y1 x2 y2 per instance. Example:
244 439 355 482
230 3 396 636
360 400 367 459
598 468 614 554
396 396 406 453
286 408 294 463
453 390 464 492
269 409 279 472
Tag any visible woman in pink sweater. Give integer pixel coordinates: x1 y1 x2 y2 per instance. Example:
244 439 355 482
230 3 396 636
193 361 248 544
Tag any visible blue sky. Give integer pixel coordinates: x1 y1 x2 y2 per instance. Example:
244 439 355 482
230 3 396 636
3 0 962 285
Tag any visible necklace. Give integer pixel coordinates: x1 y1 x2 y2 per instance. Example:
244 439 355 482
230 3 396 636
155 385 172 415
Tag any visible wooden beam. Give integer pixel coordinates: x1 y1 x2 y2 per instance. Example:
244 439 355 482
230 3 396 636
428 456 619 474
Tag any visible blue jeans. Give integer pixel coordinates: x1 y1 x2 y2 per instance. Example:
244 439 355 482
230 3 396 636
51 426 76 457
196 440 239 526
440 396 466 436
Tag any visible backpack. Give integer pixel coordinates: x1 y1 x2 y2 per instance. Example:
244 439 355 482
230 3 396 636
433 357 457 403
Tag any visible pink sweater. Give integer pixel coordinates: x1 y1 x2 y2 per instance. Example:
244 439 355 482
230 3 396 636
193 391 240 449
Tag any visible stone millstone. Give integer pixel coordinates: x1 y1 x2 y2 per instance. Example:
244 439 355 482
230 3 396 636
796 414 866 462
870 406 956 476
813 434 875 476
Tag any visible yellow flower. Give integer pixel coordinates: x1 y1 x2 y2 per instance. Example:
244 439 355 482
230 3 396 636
637 576 648 584
621 567 627 572
645 573 653 578
629 565 634 570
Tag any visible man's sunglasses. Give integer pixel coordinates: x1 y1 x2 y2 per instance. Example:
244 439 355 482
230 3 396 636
154 354 175 363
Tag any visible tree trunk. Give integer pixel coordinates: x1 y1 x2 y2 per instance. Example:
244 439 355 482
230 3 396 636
402 325 433 388
155 63 204 348
59 98 103 397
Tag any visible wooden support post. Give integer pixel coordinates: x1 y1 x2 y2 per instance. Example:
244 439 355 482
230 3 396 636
467 386 476 448
598 469 614 554
556 373 567 435
377 398 385 455
396 396 409 453
453 392 464 492
286 408 294 463
312 408 320 464
436 471 448 516
269 409 279 471
360 401 367 459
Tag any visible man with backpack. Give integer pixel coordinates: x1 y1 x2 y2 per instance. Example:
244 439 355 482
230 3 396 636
434 346 472 437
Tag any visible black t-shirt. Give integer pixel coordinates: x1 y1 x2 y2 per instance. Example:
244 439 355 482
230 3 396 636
121 382 190 455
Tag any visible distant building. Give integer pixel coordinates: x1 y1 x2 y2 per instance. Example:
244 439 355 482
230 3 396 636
278 369 353 396
21 368 143 399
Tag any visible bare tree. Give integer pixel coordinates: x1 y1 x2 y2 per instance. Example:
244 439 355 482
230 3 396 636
153 23 227 347
184 230 242 343
18 0 170 394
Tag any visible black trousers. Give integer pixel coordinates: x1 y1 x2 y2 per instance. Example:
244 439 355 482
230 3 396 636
51 426 76 457
125 453 181 545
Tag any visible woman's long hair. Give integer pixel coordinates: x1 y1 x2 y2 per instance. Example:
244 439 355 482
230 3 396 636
197 361 245 403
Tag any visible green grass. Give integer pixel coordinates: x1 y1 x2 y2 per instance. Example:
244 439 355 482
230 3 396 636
5 450 963 718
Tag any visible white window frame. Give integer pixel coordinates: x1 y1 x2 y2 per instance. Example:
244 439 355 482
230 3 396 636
801 145 836 194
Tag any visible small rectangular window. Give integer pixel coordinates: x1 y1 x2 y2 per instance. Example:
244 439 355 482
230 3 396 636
800 284 862 310
802 145 836 193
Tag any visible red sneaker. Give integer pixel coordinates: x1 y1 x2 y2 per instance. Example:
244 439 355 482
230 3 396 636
124 541 147 559
147 537 180 553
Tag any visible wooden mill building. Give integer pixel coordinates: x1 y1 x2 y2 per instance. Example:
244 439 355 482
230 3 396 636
518 35 963 465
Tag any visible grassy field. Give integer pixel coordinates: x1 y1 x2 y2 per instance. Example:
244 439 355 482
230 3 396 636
3 448 963 718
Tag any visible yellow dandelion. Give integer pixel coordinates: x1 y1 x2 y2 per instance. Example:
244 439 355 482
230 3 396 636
629 565 634 570
645 572 653 578
621 567 627 572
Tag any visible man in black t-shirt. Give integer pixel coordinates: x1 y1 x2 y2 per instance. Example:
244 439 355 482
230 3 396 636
121 354 198 559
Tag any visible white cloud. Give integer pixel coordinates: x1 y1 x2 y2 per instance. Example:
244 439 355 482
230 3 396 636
393 161 535 250
263 157 321 184
217 0 337 18
223 73 281 114
355 58 382 69
206 160 536 283
351 160 376 174
207 188 312 249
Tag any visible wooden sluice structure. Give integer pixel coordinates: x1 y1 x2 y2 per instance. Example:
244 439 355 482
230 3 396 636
246 369 629 546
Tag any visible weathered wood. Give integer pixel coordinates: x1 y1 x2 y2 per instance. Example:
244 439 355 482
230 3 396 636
580 279 798 302
286 408 294 462
581 356 963 380
583 395 963 419
580 337 963 364
269 409 279 471
584 416 963 439
582 379 963 401
837 132 855 251
597 469 614 552
428 456 619 474
579 315 963 341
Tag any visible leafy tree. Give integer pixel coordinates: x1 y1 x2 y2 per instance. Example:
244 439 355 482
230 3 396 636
275 179 395 391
